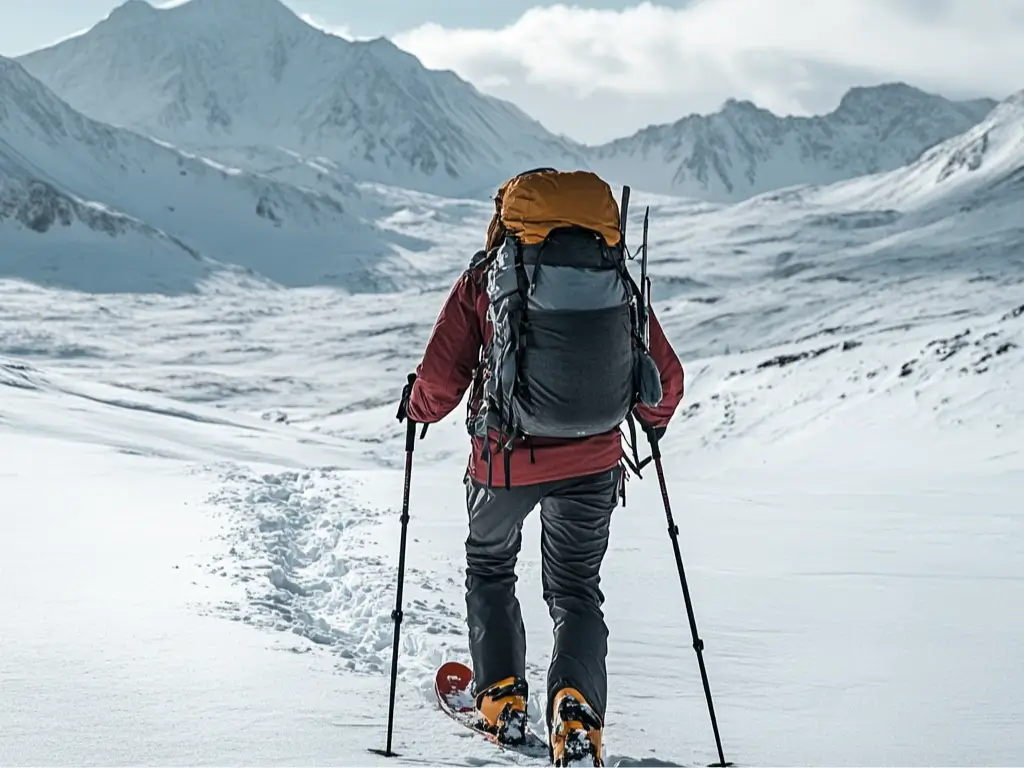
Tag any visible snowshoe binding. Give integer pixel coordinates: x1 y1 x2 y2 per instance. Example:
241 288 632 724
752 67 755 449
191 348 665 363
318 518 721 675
550 687 603 766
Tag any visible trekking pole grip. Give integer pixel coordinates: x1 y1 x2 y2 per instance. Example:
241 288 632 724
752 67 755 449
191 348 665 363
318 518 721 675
642 420 662 461
405 415 417 452
399 372 425 450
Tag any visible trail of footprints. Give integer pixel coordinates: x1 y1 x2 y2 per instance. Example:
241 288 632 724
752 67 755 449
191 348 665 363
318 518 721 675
190 307 1021 676
201 466 464 673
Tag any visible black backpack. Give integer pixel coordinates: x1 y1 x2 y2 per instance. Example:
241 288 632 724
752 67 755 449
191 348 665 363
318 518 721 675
467 168 662 488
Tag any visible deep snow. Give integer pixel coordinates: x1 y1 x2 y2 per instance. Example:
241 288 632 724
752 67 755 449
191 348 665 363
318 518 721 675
1 281 1021 766
3 157 1023 764
2 66 1023 767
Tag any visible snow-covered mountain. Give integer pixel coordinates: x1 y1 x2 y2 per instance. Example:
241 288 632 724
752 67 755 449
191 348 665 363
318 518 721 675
813 89 1024 213
588 84 998 202
16 0 585 198
4 8 1024 752
0 55 421 291
15 0 1001 204
627 88 1023 365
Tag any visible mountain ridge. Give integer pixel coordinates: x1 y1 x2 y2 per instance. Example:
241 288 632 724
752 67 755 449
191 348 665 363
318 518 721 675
0 54 411 292
11 0 1004 202
588 82 999 201
16 0 586 198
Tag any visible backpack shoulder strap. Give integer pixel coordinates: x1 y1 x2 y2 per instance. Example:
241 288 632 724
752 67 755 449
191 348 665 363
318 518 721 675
466 248 498 288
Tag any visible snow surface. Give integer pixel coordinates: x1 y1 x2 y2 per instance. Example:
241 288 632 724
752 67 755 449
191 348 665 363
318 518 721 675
2 84 1023 763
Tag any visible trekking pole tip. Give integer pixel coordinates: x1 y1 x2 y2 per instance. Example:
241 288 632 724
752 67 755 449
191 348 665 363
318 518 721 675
368 748 400 758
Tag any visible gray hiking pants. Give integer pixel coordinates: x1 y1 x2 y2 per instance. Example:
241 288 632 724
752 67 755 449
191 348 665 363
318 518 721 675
464 465 621 728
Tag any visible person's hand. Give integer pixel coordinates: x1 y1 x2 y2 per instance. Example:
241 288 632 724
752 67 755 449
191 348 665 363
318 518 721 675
642 421 666 443
396 372 416 423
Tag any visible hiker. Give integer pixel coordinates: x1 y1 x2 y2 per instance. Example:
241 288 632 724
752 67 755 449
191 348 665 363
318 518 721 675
399 169 685 766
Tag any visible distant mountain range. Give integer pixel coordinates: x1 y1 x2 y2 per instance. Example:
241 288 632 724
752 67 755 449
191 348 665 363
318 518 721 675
590 84 997 201
15 0 999 201
3 0 1020 296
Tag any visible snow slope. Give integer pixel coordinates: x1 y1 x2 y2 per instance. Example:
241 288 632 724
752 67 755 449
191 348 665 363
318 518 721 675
0 56 437 291
16 0 585 198
815 89 1024 212
589 84 997 202
625 88 1024 370
2 88 1023 764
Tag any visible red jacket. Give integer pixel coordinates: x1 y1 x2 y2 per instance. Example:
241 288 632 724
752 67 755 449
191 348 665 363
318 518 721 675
407 263 685 486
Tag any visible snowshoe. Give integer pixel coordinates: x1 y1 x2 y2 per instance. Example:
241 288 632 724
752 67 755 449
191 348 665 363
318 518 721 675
434 661 548 758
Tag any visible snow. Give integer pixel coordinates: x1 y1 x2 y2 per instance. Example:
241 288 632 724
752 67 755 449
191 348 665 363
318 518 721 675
16 0 586 198
15 0 999 203
2 282 1021 764
3 12 1024 762
3 86 1024 761
0 56 431 292
812 90 1024 211
588 84 998 202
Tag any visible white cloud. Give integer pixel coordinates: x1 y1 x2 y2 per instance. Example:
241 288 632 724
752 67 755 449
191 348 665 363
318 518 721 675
392 0 1024 144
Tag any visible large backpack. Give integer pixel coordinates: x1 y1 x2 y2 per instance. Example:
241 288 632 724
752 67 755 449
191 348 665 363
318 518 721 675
468 167 662 487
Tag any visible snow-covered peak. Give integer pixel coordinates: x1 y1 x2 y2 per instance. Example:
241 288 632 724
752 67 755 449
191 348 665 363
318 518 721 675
835 82 935 114
16 1 584 197
588 83 998 202
812 87 1024 211
98 0 304 32
104 0 157 22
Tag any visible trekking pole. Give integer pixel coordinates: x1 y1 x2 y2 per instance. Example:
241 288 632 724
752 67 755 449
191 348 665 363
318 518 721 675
645 426 733 767
369 374 420 758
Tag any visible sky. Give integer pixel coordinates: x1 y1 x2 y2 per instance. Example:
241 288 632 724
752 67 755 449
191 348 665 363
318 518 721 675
2 0 1023 143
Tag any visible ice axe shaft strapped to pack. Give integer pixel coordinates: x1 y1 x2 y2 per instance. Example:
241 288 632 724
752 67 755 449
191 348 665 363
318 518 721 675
370 373 425 758
644 423 732 768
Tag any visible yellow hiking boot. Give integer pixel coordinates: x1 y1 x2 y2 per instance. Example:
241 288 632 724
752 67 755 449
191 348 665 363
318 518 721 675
475 676 529 745
550 687 603 766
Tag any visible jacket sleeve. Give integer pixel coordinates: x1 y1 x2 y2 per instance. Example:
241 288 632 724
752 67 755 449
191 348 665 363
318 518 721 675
406 272 483 424
634 309 684 429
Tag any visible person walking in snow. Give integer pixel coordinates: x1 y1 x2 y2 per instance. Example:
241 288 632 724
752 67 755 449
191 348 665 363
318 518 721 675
399 168 685 766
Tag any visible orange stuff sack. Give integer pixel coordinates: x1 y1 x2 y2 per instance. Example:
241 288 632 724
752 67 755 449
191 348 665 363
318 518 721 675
491 168 622 248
